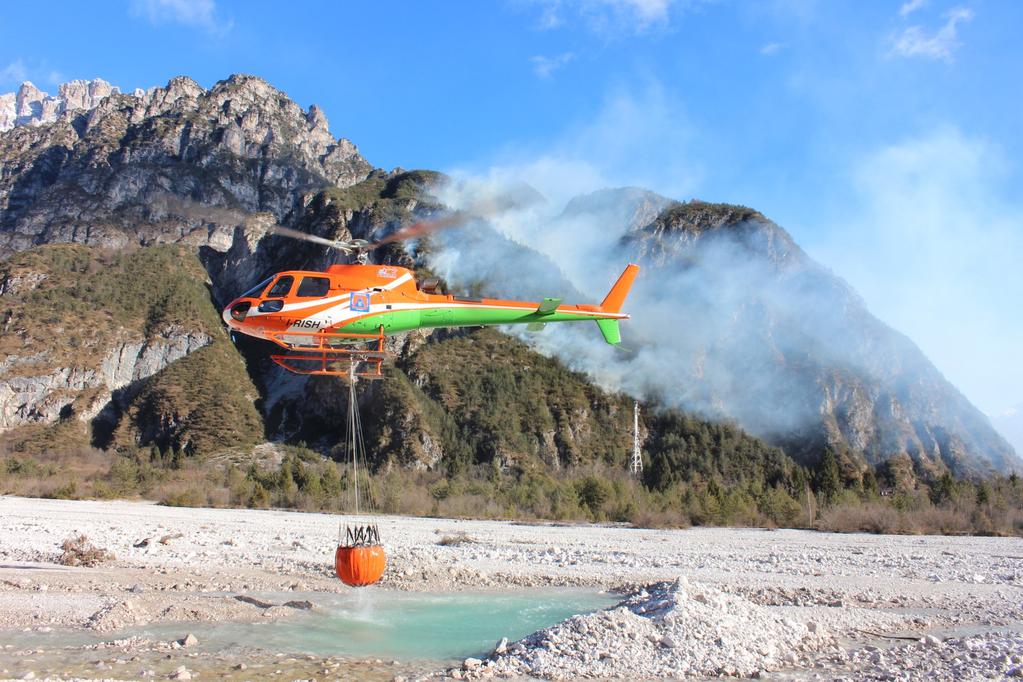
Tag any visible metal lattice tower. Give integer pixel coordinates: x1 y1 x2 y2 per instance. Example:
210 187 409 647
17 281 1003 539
630 401 643 475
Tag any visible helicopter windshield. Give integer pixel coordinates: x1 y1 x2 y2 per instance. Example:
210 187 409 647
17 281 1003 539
240 277 273 299
266 276 294 298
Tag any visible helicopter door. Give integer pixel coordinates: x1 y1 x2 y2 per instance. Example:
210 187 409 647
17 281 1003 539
296 276 330 297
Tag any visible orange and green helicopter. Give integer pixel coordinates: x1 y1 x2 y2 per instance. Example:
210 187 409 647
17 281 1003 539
222 218 638 378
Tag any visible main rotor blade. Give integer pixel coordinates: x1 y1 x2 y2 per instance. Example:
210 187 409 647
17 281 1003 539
366 185 543 251
264 184 542 256
367 213 467 251
268 225 351 252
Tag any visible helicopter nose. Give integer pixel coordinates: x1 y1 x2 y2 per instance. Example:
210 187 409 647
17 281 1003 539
223 300 252 326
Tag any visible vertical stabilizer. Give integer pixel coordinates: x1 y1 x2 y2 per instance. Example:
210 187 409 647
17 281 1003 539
601 263 640 313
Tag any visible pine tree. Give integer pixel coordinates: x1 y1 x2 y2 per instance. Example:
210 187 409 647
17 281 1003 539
814 449 841 506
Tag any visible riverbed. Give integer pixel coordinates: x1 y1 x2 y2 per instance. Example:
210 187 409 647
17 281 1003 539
1 496 1021 679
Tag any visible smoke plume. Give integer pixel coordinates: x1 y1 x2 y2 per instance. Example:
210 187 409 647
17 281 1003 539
424 173 1020 471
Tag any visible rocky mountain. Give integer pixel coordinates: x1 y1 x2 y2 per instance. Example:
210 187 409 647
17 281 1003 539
0 79 120 132
0 73 372 257
0 73 1017 483
993 406 1023 463
603 194 1017 475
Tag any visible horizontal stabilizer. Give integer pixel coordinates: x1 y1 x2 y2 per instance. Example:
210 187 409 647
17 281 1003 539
526 322 546 332
596 319 621 345
536 297 562 315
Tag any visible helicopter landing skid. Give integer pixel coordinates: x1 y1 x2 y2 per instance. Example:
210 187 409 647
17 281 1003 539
268 328 389 379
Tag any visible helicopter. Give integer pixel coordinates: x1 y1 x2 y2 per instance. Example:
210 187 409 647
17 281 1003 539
222 217 639 378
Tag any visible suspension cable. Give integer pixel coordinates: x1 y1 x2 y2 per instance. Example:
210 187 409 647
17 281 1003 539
350 361 360 516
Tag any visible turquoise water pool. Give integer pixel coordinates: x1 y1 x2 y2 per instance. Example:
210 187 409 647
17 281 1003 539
139 587 617 662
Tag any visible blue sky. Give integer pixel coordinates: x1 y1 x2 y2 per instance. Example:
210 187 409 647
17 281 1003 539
2 0 1021 417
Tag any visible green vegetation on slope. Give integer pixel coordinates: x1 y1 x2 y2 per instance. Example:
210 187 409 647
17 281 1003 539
351 329 812 526
111 340 264 457
0 244 223 370
369 329 636 473
1 244 264 458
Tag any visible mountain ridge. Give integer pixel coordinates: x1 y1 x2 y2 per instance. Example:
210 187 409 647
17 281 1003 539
0 73 1018 481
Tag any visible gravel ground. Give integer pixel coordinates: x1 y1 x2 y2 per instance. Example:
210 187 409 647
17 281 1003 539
1 496 1021 680
483 578 845 678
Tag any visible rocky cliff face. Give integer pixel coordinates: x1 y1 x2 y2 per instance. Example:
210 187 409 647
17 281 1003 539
0 75 381 451
0 331 211 430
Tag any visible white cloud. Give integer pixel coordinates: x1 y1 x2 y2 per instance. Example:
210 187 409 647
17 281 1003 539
535 0 563 28
760 42 784 56
130 0 232 35
608 0 674 26
1 61 69 90
891 7 973 62
530 0 679 36
812 127 1023 415
530 52 575 78
447 81 701 209
898 0 927 18
0 59 28 87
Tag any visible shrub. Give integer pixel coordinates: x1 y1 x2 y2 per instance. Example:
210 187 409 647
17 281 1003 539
629 507 689 529
58 534 115 567
575 476 611 520
160 486 206 508
45 481 79 500
437 532 474 546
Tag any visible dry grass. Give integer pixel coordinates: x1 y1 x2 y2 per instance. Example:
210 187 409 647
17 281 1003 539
629 508 690 529
1 447 112 499
817 501 1023 537
58 533 115 566
437 531 474 546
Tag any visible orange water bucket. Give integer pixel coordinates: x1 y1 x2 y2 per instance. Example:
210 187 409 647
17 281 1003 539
334 544 386 587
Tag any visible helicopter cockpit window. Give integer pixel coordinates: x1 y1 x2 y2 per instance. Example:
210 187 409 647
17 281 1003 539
266 276 294 298
240 277 273 299
296 276 330 297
